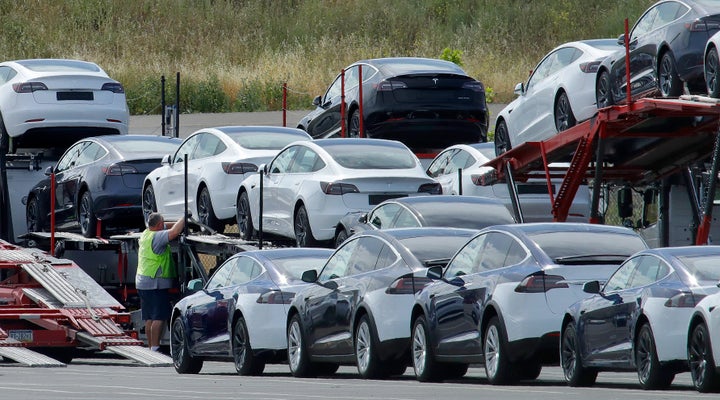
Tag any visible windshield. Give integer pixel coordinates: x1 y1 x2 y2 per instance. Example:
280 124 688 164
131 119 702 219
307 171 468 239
228 131 308 150
323 142 417 169
528 231 647 262
399 235 471 264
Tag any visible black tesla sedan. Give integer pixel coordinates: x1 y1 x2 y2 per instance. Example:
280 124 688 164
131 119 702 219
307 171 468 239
297 57 489 154
596 0 720 107
25 134 181 237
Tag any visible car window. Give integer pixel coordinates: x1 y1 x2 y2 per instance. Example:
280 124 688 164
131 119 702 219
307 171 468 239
445 233 488 277
75 142 106 166
324 142 416 169
269 146 299 174
504 240 528 267
654 1 687 29
360 64 378 83
347 237 384 275
319 238 359 280
227 256 263 286
206 258 233 289
368 203 402 229
290 146 324 173
627 255 670 288
554 47 581 70
345 65 359 90
391 207 420 228
477 232 516 270
194 133 225 159
0 66 17 85
323 75 343 105
632 5 658 38
174 134 201 164
426 149 455 178
527 52 555 90
677 255 720 282
375 244 399 269
604 258 637 291
446 149 474 173
56 142 87 172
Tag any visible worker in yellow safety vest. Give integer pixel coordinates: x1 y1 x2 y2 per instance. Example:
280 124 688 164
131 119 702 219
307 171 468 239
136 212 184 352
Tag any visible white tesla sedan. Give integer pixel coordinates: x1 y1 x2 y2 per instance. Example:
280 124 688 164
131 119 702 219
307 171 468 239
494 39 617 155
426 142 590 222
142 126 311 232
0 59 129 148
236 138 442 246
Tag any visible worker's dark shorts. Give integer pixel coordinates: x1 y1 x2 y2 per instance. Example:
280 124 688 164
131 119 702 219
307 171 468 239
138 289 171 321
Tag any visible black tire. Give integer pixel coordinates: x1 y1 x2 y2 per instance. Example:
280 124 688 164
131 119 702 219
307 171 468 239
494 120 511 157
688 322 720 392
636 323 674 389
349 109 361 138
26 195 45 233
355 314 386 379
198 187 223 232
706 48 720 98
517 361 542 381
483 316 515 385
142 184 157 227
386 361 408 377
659 52 683 98
334 228 349 248
561 322 597 387
412 315 443 382
236 191 255 240
287 314 315 377
596 69 614 108
554 91 576 132
170 317 203 374
443 363 469 380
79 191 97 238
315 363 340 376
294 205 318 247
232 316 265 375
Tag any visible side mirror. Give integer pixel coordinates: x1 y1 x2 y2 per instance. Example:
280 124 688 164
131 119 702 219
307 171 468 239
426 265 443 280
301 269 318 283
186 278 204 293
358 214 368 224
312 95 322 107
583 280 600 294
44 166 53 176
258 163 267 175
161 154 171 165
513 82 524 95
617 34 626 46
617 186 633 219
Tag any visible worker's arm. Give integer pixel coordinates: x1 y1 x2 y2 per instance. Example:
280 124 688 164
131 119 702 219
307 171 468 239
166 217 185 241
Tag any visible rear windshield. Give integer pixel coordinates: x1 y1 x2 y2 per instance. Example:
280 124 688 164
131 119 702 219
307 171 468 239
528 231 647 262
399 235 471 264
677 255 720 282
228 131 307 150
18 59 101 72
270 256 329 280
111 139 179 154
324 143 417 169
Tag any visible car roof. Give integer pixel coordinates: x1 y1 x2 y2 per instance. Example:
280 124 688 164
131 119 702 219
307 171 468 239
239 247 334 261
210 126 311 136
312 138 410 150
4 59 106 74
356 57 468 77
377 226 478 240
492 222 639 236
389 196 515 224
640 245 720 258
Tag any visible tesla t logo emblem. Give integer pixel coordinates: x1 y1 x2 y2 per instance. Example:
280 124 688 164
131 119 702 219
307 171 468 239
432 78 438 85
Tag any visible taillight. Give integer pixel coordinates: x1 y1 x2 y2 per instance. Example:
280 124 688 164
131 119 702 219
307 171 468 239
257 290 295 304
13 82 48 93
686 20 709 31
471 171 498 186
222 162 258 174
664 292 705 308
418 183 442 194
320 182 359 195
101 82 125 93
375 80 408 91
515 273 568 293
461 81 485 92
102 163 138 175
579 61 602 73
386 277 432 295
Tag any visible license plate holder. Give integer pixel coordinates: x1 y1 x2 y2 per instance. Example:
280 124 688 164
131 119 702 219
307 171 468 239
9 329 33 343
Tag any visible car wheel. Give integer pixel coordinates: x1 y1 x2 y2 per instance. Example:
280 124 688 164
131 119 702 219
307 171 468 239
494 120 511 157
142 184 157 227
659 52 683 98
355 314 386 379
688 322 720 392
232 316 264 375
561 322 597 387
236 191 255 240
287 314 315 377
412 315 443 382
198 187 223 232
596 70 614 108
170 317 203 374
334 228 349 248
294 205 318 247
554 91 576 132
26 196 45 233
636 323 674 389
349 109 361 138
483 316 515 385
706 48 720 98
79 191 97 238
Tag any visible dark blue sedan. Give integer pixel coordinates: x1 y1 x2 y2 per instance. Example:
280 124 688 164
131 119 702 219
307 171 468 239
561 246 720 389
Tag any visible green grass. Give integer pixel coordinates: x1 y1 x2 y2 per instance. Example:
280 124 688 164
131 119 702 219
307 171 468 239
0 0 655 115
